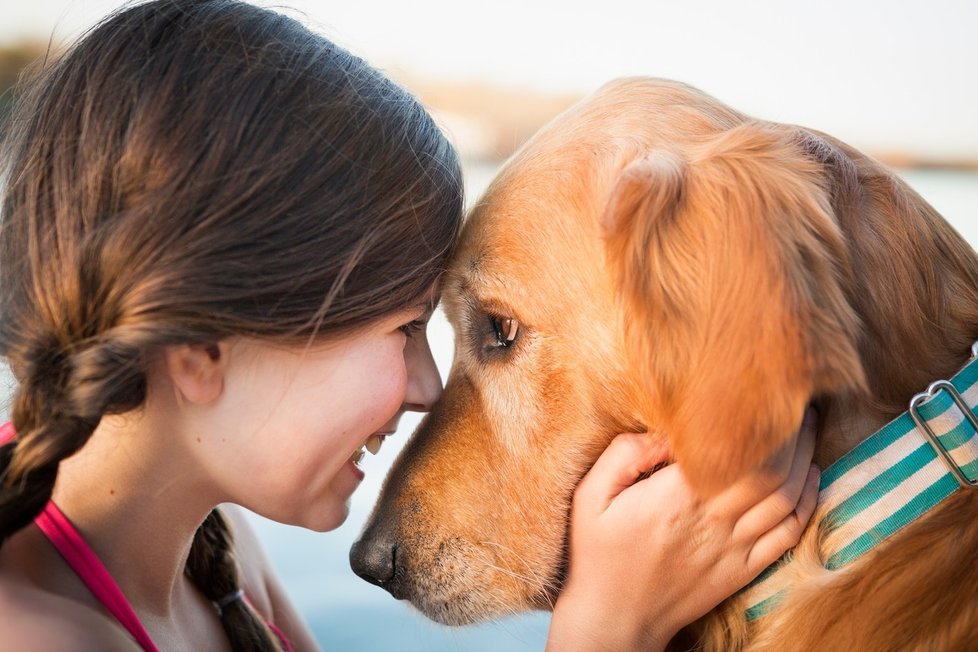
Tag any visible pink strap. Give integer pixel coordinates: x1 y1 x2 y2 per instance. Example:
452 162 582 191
1 423 158 650
2 422 294 651
35 502 161 652
0 421 14 445
38 505 296 652
267 618 297 652
242 593 296 652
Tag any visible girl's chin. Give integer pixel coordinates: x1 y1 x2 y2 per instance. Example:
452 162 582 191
299 494 353 532
298 460 365 531
304 508 349 533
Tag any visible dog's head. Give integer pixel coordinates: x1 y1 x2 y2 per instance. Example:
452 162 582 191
350 78 869 624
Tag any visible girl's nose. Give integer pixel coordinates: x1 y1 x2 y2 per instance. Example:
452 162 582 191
403 333 442 411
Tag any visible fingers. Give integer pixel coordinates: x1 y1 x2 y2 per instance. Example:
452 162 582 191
713 406 817 518
746 464 820 575
794 407 818 472
733 408 819 538
574 432 671 516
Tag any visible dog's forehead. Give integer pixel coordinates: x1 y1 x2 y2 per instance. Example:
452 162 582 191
447 160 612 316
443 77 741 321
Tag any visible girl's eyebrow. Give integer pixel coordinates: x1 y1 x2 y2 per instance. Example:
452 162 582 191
402 301 434 323
416 298 439 318
417 289 442 315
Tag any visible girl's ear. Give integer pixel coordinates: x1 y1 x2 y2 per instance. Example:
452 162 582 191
604 126 865 495
164 342 226 405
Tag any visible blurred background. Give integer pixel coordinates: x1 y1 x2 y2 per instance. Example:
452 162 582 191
1 0 976 650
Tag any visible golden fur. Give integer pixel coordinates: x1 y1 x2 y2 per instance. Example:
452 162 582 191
355 78 978 650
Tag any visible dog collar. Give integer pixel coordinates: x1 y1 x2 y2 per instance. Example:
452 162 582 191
743 342 978 621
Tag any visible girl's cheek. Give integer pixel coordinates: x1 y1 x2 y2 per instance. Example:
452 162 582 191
392 355 410 407
379 345 410 412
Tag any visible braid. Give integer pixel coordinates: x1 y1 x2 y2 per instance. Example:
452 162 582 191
186 509 282 651
0 339 91 545
0 414 95 545
0 335 144 546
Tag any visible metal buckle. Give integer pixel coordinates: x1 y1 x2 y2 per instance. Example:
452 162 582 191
909 379 978 488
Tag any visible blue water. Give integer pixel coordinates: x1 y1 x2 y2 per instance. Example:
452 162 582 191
0 165 973 650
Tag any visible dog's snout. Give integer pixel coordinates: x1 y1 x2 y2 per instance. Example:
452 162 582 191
350 536 397 590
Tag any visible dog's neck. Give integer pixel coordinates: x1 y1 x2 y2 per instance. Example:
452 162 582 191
814 400 883 468
810 145 978 469
812 305 978 471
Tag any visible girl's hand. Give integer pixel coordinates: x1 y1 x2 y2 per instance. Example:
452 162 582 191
547 409 819 652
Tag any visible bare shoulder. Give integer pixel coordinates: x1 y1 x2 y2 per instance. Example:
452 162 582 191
218 505 321 652
218 504 275 614
0 578 140 652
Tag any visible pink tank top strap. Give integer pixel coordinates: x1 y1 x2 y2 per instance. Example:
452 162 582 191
1 422 294 652
37 503 296 652
267 618 297 652
35 502 161 652
0 423 158 650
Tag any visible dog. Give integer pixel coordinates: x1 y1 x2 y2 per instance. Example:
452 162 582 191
350 78 978 650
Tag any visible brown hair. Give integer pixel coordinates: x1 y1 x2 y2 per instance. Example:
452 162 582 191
0 0 462 648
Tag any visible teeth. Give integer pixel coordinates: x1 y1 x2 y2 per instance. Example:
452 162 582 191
352 434 389 467
365 434 385 455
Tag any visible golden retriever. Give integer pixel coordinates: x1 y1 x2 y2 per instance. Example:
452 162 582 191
350 77 978 650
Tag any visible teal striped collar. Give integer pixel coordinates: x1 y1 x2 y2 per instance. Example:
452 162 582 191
743 343 978 621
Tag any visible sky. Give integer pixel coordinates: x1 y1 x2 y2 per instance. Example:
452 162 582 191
2 0 976 159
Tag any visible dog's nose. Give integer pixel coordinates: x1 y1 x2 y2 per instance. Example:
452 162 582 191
349 536 396 590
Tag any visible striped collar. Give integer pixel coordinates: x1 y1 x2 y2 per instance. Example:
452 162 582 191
743 343 978 620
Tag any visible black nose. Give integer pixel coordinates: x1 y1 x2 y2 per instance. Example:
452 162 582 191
349 537 396 590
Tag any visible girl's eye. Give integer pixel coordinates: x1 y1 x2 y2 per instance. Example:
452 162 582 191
399 319 427 338
489 315 519 348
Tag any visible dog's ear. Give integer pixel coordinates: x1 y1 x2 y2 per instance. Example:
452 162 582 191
604 125 866 494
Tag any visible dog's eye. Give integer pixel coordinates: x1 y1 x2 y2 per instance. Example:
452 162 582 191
489 315 519 348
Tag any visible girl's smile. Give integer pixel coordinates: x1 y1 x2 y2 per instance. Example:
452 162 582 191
168 301 443 532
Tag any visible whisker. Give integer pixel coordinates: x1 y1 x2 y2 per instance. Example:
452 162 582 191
477 540 560 609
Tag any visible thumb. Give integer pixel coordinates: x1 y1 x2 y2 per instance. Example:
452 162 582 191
574 432 671 514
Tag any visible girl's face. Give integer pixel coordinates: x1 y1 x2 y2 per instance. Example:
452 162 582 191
197 301 441 531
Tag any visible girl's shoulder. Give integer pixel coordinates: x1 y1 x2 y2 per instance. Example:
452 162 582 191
0 575 140 651
219 504 275 618
219 504 321 651
0 520 140 651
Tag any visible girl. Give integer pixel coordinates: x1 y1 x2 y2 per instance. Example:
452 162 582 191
0 1 818 650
